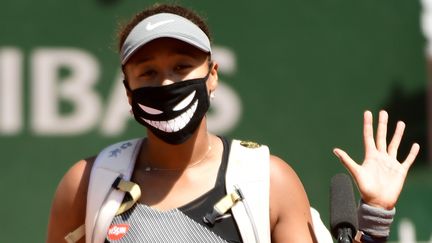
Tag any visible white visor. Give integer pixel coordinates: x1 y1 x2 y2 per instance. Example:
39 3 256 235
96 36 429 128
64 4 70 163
120 13 211 65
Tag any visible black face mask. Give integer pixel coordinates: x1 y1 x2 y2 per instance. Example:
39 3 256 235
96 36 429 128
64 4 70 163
124 72 211 144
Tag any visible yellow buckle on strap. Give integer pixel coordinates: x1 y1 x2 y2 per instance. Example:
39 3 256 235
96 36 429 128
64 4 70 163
112 177 141 215
204 189 243 225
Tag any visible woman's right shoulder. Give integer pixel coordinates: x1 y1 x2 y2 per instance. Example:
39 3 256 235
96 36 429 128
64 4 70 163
60 156 96 200
56 156 96 199
46 156 96 243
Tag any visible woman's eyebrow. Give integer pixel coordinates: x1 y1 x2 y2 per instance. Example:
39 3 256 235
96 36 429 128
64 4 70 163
172 47 201 58
133 55 154 65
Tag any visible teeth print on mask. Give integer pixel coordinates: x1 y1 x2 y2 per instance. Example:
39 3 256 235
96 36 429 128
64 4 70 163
141 94 198 133
125 73 210 144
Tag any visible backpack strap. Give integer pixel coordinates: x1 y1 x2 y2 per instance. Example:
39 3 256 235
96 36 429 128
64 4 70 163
311 207 333 242
225 139 271 243
226 140 332 243
85 138 142 243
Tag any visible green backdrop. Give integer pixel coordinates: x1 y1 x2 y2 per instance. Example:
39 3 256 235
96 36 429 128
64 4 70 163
0 0 430 242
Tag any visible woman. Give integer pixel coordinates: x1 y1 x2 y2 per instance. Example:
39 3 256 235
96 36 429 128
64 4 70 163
46 3 419 243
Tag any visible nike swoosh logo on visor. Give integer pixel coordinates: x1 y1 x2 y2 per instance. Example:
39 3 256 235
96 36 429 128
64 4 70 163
146 19 175 31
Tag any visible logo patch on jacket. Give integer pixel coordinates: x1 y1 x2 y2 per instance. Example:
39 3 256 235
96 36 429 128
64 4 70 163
107 224 129 241
240 140 261 148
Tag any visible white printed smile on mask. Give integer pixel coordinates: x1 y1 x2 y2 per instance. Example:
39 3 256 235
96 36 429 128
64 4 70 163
141 100 198 133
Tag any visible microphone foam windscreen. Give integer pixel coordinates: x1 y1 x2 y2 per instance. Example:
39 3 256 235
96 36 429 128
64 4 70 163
330 173 358 238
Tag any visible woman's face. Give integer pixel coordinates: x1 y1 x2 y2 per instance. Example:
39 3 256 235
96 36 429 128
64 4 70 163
123 37 217 91
122 37 218 143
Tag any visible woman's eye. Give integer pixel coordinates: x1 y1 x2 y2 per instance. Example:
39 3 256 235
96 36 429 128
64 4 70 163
140 70 156 77
174 64 192 71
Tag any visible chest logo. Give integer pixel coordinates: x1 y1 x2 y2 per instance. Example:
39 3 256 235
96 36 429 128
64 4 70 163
107 224 129 241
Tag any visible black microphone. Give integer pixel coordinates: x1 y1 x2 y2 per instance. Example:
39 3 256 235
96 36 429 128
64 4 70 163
330 173 358 243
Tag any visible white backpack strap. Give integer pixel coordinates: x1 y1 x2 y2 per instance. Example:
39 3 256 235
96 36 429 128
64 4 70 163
225 140 270 243
85 138 142 243
226 140 332 243
310 207 333 243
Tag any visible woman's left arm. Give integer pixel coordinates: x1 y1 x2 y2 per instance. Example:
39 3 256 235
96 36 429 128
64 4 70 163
269 155 317 242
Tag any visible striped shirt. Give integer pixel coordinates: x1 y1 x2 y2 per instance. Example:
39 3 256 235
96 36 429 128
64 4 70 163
105 137 242 243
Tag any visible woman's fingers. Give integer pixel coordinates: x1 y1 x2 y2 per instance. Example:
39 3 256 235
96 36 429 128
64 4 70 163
333 148 360 178
402 143 420 170
387 121 406 158
376 110 388 152
363 111 376 154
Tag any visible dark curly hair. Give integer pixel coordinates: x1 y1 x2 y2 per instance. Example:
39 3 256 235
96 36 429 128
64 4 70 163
117 3 212 52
